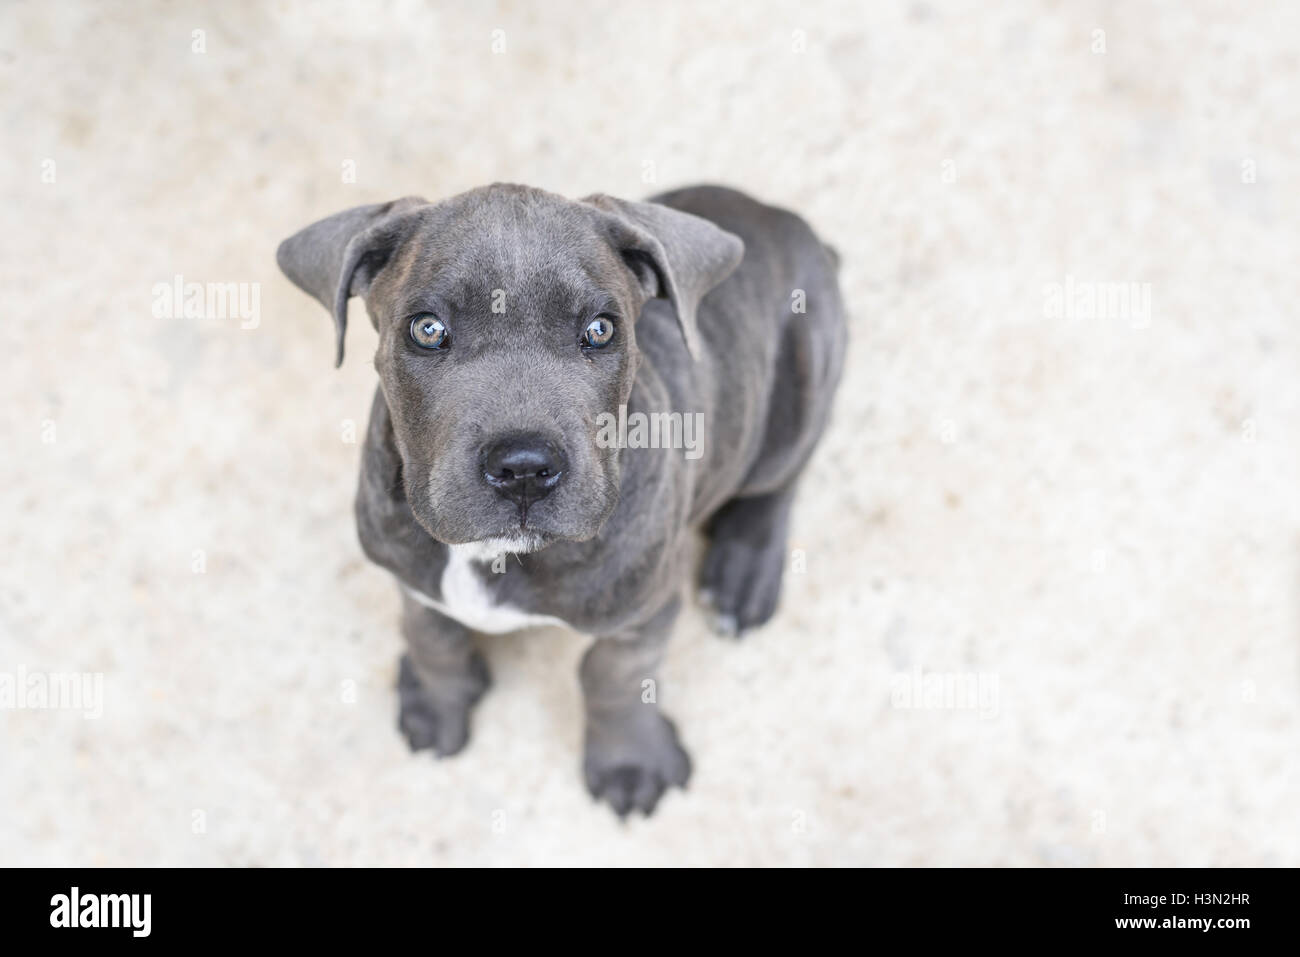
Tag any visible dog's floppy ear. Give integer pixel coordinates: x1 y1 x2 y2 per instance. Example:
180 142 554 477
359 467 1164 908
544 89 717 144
584 195 744 361
276 197 427 366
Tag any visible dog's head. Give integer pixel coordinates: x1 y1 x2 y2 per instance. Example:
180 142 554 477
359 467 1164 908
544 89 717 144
277 184 743 551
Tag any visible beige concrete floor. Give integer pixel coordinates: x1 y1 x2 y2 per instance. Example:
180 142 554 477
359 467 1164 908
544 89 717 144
1 0 1297 865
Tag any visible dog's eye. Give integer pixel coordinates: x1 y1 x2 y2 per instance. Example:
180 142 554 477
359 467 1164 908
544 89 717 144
409 314 449 350
582 316 615 349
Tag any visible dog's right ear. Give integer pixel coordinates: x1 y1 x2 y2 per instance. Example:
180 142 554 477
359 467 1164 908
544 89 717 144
276 197 427 366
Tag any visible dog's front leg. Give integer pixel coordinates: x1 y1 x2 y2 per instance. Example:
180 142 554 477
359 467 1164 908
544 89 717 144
580 598 691 817
396 590 490 758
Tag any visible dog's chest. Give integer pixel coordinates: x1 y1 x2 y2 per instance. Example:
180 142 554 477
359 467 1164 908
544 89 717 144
401 546 569 635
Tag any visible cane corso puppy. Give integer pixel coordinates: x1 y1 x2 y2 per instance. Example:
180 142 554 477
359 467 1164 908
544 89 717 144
277 184 845 816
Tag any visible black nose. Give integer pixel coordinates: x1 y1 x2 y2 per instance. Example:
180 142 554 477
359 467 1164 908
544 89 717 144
482 435 566 506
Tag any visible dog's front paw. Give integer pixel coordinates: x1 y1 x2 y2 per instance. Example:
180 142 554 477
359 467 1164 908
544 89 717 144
698 533 787 637
397 653 489 758
583 710 691 818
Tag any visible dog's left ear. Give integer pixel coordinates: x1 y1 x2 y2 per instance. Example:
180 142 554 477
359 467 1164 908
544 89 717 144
584 195 744 360
276 197 427 366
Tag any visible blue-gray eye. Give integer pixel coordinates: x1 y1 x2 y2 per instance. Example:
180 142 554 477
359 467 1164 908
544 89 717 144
409 314 449 350
582 316 615 348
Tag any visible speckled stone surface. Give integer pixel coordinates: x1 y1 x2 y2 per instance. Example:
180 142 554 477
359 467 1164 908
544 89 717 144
1 0 1296 865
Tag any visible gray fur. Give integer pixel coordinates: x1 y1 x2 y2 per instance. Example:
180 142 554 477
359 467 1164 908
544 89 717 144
277 183 846 816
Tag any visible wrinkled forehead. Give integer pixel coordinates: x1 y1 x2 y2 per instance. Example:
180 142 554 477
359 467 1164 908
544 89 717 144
386 188 631 316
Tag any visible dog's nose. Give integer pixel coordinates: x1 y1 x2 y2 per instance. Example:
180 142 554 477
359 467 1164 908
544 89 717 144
482 435 565 505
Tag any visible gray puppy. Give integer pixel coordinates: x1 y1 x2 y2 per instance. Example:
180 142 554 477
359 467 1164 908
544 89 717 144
277 184 845 816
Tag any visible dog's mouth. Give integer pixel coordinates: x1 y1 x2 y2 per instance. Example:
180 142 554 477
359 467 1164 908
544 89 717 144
410 489 571 551
453 530 551 560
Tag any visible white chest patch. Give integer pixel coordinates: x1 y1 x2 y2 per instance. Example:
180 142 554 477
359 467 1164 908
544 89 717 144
400 543 572 635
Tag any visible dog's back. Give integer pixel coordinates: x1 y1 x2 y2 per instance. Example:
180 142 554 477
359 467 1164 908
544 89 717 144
649 184 846 516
